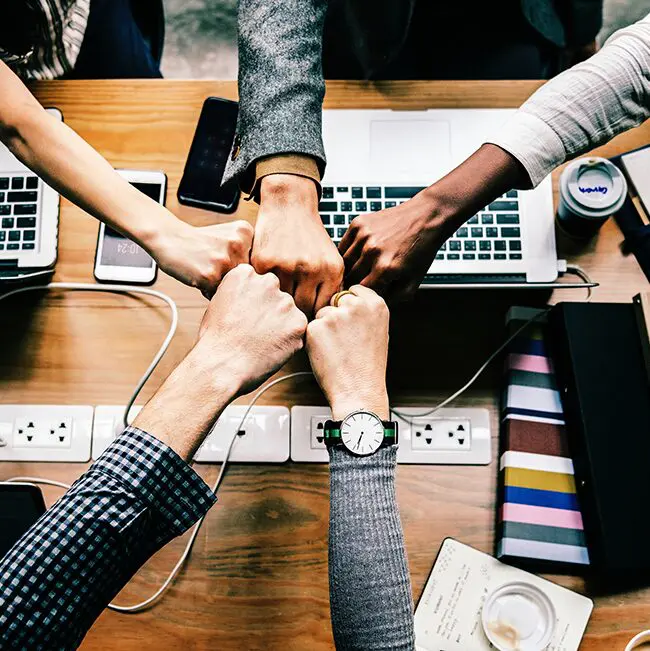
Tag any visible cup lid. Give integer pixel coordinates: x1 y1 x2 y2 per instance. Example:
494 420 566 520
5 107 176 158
561 157 627 218
481 581 556 651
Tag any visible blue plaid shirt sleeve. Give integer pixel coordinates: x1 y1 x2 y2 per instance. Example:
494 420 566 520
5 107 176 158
0 427 217 650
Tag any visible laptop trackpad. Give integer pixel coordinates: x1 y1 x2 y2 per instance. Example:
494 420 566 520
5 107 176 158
369 120 452 183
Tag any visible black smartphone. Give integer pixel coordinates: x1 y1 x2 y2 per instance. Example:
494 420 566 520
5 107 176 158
177 97 240 214
0 482 46 557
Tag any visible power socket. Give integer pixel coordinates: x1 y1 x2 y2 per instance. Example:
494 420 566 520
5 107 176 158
410 417 471 451
394 407 491 464
194 406 290 463
290 406 491 464
92 405 290 463
92 405 143 460
291 406 331 462
0 405 93 462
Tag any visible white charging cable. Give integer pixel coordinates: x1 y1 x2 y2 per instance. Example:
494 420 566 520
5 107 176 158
626 630 650 650
0 282 178 430
6 371 314 613
1 267 596 613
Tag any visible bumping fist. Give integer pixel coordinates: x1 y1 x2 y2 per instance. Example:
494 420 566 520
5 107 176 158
252 175 344 317
198 264 308 395
306 285 390 420
154 220 254 299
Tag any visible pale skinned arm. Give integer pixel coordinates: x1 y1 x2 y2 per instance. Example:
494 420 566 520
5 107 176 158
0 61 253 298
134 264 308 460
306 286 415 649
253 174 344 317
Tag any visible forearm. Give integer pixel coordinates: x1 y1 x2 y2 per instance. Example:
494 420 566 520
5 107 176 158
0 63 180 251
328 445 414 650
224 0 328 185
487 13 650 187
0 429 216 650
133 341 241 462
419 143 528 237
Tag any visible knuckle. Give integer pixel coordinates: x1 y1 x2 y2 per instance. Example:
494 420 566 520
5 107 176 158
294 259 315 277
236 262 254 276
235 220 254 237
263 271 281 287
365 239 381 256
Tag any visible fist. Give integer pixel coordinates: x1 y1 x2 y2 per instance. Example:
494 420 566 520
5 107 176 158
306 285 390 420
154 220 254 299
199 264 308 394
252 175 344 316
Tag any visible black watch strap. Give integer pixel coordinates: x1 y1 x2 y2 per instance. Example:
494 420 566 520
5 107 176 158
323 419 397 449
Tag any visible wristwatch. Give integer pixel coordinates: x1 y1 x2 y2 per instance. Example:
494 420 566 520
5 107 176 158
324 410 397 457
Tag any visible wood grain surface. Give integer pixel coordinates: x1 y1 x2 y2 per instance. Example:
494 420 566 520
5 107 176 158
1 80 649 650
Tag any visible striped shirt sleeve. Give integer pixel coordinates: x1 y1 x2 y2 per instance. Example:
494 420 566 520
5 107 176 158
486 12 650 187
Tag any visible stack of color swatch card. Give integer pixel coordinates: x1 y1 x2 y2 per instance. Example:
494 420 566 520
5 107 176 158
496 306 590 570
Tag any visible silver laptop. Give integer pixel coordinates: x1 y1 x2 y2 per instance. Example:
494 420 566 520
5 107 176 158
321 109 558 285
0 108 61 282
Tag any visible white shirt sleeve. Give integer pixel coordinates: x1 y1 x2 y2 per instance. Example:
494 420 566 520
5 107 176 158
486 12 650 187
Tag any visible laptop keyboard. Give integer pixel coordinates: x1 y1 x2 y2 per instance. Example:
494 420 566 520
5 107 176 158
319 185 523 262
0 174 41 253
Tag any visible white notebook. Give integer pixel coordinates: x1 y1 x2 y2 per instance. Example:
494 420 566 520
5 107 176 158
415 539 593 651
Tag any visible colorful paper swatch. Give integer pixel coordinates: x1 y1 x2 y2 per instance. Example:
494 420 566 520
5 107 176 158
496 306 590 568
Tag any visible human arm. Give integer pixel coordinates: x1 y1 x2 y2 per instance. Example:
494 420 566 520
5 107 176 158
224 0 343 314
339 12 650 300
306 286 415 650
252 174 344 316
0 61 253 297
0 264 307 650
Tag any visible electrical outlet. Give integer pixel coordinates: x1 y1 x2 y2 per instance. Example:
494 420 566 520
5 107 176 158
92 405 143 460
394 407 491 465
310 415 329 450
194 406 290 463
13 416 73 448
0 406 93 462
291 406 331 462
291 406 490 464
410 418 471 451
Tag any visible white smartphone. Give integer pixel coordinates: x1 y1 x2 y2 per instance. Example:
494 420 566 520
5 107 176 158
93 169 167 285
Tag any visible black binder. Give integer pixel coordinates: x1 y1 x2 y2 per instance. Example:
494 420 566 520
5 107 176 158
549 302 650 575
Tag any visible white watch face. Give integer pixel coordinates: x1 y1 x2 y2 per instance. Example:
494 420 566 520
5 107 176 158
340 412 384 456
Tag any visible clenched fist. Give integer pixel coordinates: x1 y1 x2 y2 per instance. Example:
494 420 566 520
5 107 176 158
198 264 308 395
153 220 254 299
306 285 390 420
252 175 344 317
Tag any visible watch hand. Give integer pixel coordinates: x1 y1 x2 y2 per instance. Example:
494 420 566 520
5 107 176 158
356 434 363 449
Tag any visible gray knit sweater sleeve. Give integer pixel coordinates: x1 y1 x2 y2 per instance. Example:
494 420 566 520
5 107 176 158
328 445 415 650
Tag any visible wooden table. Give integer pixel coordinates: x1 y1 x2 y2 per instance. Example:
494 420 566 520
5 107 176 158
1 80 649 650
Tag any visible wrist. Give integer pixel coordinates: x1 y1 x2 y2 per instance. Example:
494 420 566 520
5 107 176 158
330 391 390 422
260 173 319 209
420 143 529 234
133 342 239 461
133 203 184 255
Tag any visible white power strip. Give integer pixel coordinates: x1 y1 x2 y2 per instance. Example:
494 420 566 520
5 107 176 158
194 405 290 463
392 407 491 465
92 405 143 459
0 404 490 465
290 406 491 464
93 405 290 463
0 405 93 462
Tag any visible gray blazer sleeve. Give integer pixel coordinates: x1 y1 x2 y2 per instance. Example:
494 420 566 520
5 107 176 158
223 0 328 185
